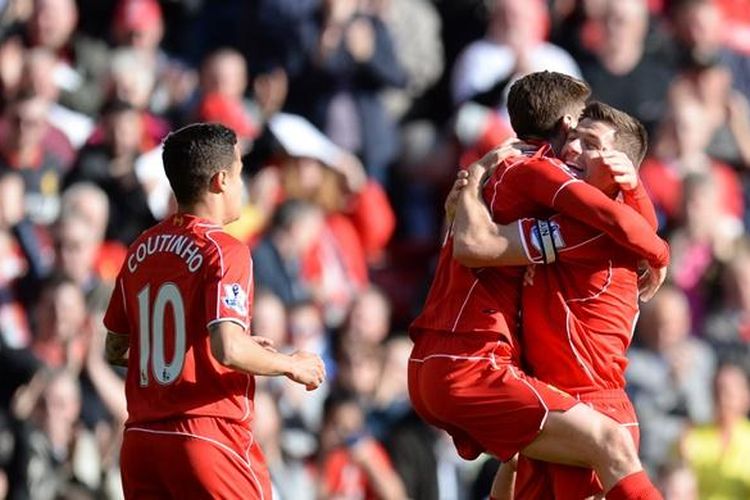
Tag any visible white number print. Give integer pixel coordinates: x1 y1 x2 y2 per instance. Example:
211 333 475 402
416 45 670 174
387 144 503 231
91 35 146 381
137 283 186 387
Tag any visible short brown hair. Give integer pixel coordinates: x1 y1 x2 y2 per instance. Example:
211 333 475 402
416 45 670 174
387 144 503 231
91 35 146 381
162 123 237 205
507 71 591 140
581 101 648 165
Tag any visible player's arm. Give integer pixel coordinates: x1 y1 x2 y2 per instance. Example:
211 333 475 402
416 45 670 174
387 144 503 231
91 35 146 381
517 158 669 268
105 331 129 367
209 321 325 390
452 163 532 267
103 273 131 367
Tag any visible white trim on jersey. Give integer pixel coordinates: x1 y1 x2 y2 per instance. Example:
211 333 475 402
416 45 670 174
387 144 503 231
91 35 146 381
119 277 128 315
204 230 225 322
508 365 550 432
550 178 581 207
206 317 249 332
409 353 498 364
563 305 597 383
566 261 613 304
451 277 481 333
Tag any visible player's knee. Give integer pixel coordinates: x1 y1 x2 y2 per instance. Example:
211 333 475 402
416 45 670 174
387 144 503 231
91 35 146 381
598 424 638 467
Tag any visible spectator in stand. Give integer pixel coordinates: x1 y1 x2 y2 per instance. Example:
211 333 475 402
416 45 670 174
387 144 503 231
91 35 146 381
578 0 675 135
368 335 412 439
640 92 745 231
0 171 37 349
285 0 407 183
627 285 716 475
670 173 740 329
671 0 750 109
88 48 170 153
59 182 128 283
252 199 325 307
195 48 257 147
24 0 110 116
251 289 289 349
451 0 580 107
20 47 94 151
0 91 68 225
110 0 197 117
657 461 699 500
7 369 91 499
0 31 24 102
52 214 112 313
667 0 750 169
254 389 317 500
28 275 88 371
64 99 157 244
703 239 750 372
372 0 444 119
269 113 396 326
339 285 392 347
680 362 750 499
318 389 408 500
276 301 331 433
335 339 382 417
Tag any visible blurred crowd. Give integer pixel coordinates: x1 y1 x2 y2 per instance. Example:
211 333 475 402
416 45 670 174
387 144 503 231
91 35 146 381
0 0 749 498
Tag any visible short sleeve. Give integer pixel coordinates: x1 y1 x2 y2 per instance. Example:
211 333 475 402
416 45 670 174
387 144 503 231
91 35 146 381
204 233 253 332
103 273 130 335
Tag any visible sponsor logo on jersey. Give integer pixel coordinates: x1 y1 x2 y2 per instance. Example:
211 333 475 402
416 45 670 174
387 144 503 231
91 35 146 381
222 283 248 316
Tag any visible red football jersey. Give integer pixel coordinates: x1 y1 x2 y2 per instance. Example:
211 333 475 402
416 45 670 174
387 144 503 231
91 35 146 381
517 185 658 392
103 213 255 426
411 146 667 359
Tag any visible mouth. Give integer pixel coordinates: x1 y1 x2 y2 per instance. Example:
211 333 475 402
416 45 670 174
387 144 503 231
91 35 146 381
566 162 585 178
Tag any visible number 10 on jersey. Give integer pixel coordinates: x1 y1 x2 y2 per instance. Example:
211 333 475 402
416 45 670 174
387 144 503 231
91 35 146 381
137 283 187 387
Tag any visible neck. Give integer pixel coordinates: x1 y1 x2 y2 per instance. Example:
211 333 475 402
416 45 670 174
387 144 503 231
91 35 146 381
178 201 224 226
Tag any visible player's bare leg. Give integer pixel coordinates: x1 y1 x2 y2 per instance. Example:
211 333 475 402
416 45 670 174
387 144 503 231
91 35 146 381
521 404 661 498
490 454 517 500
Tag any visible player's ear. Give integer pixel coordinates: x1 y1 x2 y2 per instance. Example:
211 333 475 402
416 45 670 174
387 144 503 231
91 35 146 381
560 114 577 134
208 169 228 194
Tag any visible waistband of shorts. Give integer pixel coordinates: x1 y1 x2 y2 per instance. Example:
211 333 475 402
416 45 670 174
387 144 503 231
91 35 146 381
571 388 628 401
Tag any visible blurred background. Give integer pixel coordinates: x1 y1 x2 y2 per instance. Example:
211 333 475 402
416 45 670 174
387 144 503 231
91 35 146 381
0 0 749 498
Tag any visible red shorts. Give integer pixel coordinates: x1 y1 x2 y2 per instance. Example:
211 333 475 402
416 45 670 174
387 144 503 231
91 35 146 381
120 417 272 500
408 329 577 462
514 390 640 500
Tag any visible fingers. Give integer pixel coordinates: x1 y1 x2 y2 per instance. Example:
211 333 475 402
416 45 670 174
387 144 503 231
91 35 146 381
639 266 667 302
305 356 326 391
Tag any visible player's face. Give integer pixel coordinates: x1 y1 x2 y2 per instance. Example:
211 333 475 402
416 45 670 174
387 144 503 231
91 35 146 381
223 144 245 224
560 118 618 191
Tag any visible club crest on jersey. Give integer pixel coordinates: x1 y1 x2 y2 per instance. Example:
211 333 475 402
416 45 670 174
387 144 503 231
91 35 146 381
222 284 247 315
530 221 566 252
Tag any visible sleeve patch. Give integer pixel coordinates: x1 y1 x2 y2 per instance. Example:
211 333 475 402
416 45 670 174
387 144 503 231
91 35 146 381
222 283 248 316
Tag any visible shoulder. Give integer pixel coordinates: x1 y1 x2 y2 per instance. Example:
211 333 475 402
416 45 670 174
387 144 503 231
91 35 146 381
203 228 251 262
521 156 575 178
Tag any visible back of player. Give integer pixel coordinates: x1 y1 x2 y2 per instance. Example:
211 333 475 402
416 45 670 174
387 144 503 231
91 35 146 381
102 124 326 500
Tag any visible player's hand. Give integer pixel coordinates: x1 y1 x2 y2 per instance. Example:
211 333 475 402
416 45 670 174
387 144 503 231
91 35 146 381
287 351 326 391
638 262 667 302
444 170 470 223
252 336 277 352
596 151 638 191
